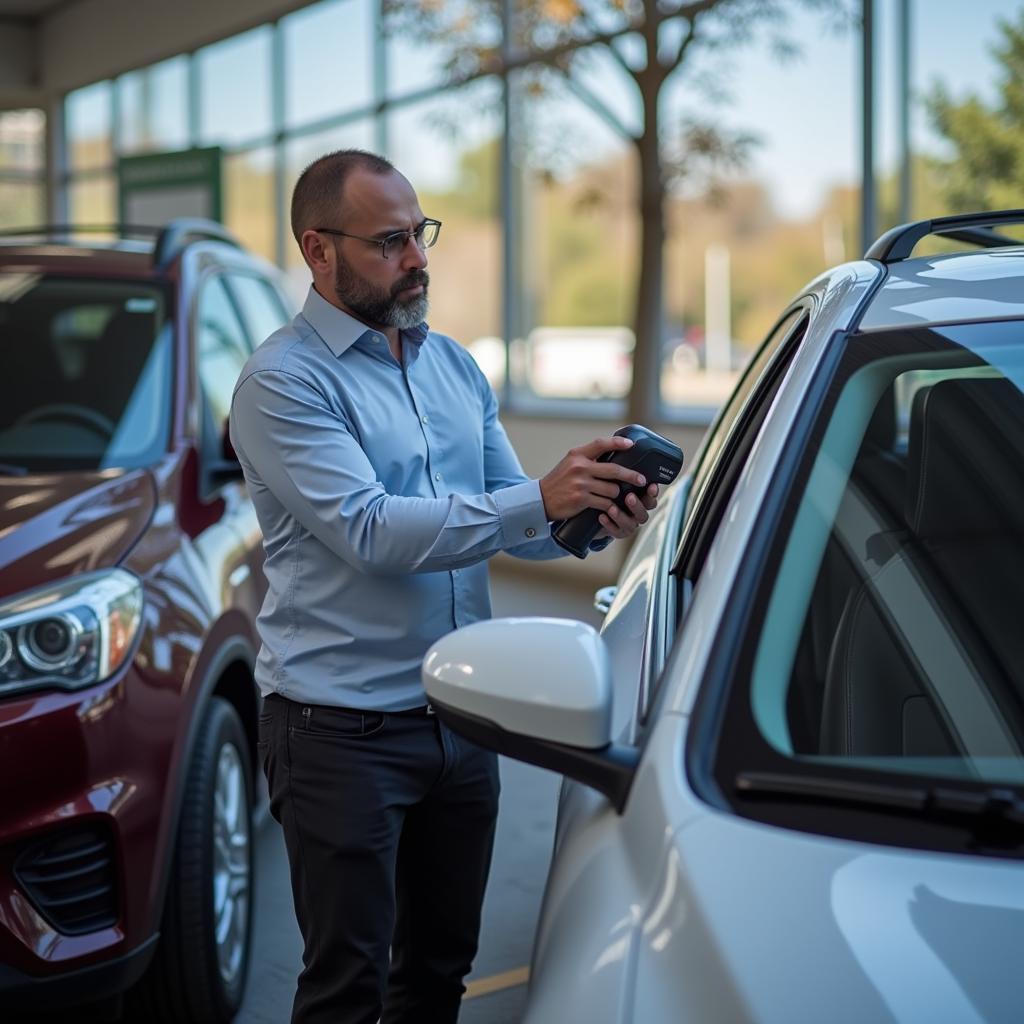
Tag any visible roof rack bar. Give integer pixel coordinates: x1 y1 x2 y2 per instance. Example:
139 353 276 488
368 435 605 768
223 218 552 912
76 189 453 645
866 209 1024 262
153 219 240 268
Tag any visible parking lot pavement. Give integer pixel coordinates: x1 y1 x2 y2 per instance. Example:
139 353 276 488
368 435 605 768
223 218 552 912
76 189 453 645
238 567 599 1023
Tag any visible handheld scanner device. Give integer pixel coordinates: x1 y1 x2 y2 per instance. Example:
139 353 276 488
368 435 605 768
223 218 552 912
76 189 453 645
551 424 684 559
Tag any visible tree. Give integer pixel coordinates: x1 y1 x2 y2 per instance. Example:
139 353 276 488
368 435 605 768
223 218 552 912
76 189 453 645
927 11 1024 214
384 0 850 422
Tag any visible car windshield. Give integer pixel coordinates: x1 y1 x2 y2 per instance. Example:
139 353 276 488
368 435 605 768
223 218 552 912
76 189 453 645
747 318 1024 789
0 273 172 472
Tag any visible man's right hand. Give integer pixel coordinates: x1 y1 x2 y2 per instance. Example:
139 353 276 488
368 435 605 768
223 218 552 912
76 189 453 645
538 436 648 521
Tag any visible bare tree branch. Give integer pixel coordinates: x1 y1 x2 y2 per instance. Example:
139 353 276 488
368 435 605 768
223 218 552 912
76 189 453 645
555 69 638 142
575 0 638 76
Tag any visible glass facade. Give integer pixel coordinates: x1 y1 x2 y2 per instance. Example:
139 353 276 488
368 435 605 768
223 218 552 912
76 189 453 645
284 0 374 127
118 58 190 156
0 110 44 229
46 0 1024 420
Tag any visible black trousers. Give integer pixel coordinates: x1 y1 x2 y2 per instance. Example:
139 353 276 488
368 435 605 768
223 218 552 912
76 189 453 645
258 693 500 1024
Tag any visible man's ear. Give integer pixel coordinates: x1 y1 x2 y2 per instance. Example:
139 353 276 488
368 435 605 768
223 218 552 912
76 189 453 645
301 229 330 273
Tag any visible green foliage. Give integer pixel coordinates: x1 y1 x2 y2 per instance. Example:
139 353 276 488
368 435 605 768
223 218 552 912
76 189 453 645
927 12 1024 211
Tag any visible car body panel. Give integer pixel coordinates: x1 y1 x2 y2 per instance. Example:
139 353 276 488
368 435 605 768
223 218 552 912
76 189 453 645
631 808 1023 1024
859 248 1024 330
597 476 689 740
0 470 156 599
0 227 284 999
527 708 699 1024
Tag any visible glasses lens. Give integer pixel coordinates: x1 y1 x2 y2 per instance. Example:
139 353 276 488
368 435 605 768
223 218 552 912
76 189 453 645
382 233 405 259
419 221 440 249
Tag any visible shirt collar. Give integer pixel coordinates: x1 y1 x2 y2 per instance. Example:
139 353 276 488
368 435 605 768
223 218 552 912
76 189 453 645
301 285 430 357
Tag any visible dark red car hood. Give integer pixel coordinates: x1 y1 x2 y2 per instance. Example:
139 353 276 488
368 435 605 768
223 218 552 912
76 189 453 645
0 469 156 600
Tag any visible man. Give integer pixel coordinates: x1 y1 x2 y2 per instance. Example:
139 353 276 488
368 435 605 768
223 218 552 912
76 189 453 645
229 149 659 1024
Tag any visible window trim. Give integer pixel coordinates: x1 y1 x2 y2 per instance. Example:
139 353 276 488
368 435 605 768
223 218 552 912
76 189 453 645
671 303 813 584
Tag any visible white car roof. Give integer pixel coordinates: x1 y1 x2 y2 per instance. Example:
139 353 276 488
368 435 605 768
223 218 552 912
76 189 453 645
859 247 1024 331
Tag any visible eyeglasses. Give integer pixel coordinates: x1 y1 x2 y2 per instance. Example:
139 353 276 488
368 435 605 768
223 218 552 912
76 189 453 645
314 218 442 260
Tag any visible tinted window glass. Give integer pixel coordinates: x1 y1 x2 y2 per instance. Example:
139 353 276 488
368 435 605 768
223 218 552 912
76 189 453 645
0 275 171 471
228 274 289 349
746 321 1024 787
198 276 249 426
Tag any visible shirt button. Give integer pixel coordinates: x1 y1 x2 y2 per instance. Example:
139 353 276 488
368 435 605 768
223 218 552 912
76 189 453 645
525 527 536 539
435 472 442 481
421 414 429 424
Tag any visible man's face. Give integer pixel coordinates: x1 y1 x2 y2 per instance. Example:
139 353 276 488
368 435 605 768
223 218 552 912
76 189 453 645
327 168 431 330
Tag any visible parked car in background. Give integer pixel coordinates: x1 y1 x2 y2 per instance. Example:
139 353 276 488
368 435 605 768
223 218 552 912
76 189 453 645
527 326 634 399
424 211 1024 1022
0 220 293 1021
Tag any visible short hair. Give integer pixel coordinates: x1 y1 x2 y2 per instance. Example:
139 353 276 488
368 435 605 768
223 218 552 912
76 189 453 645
290 149 396 247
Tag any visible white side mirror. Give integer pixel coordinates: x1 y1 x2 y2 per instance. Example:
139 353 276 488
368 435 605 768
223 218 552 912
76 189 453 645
423 617 613 749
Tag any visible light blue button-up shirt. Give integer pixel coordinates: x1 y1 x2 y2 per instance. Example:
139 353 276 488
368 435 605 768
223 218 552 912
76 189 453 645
229 286 575 710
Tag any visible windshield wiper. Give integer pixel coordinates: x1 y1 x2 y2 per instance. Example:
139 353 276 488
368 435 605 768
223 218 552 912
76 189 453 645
0 462 28 476
736 770 1024 840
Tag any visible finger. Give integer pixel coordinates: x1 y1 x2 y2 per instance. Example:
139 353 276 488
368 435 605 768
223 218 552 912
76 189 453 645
577 435 634 460
597 511 627 540
622 493 649 526
595 463 647 489
609 500 642 535
588 480 622 501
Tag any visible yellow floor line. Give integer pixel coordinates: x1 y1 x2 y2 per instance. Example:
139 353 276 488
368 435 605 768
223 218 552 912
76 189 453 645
463 965 530 1000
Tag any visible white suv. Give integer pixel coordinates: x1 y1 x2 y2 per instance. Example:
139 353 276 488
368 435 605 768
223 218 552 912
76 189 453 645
424 211 1024 1024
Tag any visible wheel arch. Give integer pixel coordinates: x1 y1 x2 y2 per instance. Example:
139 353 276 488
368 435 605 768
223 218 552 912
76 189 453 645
149 636 258 938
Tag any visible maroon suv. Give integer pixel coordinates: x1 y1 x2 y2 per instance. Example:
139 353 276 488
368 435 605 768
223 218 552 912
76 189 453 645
0 221 292 1021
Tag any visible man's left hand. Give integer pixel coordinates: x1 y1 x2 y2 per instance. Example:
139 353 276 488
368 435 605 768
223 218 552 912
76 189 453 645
595 484 659 541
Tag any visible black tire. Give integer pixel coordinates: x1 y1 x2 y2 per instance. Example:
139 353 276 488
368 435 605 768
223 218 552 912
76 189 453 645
129 697 255 1023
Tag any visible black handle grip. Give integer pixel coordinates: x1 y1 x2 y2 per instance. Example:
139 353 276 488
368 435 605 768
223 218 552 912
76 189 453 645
551 425 684 559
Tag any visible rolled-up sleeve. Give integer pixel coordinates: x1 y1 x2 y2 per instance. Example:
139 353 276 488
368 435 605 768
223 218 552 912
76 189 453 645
231 368 552 574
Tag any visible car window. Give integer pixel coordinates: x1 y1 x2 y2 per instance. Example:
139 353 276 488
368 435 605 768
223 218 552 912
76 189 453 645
197 275 251 428
673 306 809 583
0 275 172 471
711 319 1024 853
227 273 290 350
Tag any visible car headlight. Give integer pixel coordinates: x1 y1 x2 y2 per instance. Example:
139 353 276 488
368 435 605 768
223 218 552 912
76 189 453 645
0 569 143 697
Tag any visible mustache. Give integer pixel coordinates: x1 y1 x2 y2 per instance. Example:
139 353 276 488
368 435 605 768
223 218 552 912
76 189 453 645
392 270 429 296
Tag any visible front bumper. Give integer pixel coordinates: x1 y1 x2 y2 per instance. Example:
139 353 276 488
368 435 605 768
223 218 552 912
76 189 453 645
0 665 179 993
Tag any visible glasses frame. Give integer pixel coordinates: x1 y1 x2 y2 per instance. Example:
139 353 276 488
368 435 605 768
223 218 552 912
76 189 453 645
313 218 442 260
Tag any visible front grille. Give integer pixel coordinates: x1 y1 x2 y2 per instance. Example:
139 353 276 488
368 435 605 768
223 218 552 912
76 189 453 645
14 823 119 935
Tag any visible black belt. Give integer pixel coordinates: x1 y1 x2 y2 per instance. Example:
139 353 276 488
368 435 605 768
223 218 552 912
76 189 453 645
264 692 435 716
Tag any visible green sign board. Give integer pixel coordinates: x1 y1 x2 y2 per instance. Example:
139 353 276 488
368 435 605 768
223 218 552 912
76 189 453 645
118 146 223 226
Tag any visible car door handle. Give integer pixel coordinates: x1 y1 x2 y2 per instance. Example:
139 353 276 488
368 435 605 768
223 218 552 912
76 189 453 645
593 585 618 615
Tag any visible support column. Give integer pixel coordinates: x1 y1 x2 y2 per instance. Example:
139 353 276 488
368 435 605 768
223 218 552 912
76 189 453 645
860 0 876 254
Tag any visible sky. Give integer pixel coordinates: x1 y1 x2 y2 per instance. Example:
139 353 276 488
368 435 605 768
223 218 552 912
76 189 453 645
691 0 1023 218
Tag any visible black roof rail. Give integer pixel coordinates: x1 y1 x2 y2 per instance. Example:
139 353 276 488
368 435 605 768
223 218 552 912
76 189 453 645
866 209 1024 262
153 218 241 268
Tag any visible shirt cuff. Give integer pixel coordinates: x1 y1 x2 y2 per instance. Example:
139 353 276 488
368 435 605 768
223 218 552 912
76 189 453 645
493 480 550 549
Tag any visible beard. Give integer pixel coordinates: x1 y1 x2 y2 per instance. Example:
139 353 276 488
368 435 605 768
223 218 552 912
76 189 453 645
333 255 429 330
